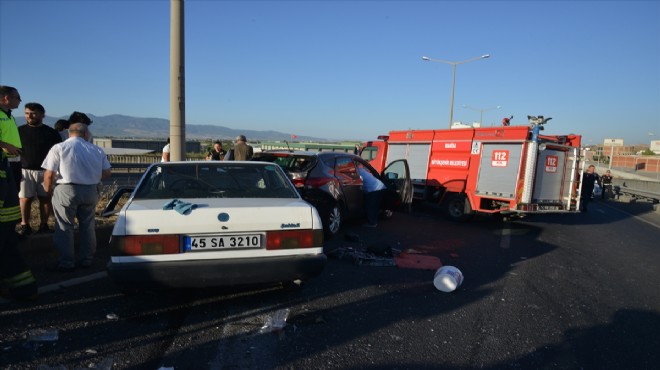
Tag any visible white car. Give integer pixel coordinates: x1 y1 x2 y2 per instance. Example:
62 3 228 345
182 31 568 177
104 161 326 291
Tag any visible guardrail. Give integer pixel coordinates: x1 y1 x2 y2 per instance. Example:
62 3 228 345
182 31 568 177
612 178 660 203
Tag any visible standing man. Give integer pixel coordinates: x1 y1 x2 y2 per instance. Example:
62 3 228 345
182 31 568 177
0 85 38 300
580 164 599 212
68 111 93 142
357 163 386 227
162 138 170 162
42 123 112 271
207 140 226 160
233 135 253 160
54 119 70 141
17 102 62 236
600 170 613 200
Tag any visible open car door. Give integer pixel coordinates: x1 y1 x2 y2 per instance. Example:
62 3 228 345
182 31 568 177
381 159 412 213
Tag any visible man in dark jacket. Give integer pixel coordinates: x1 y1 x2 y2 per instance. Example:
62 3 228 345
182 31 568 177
580 165 599 212
233 135 253 161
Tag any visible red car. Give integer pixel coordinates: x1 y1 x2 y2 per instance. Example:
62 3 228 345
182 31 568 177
253 151 412 237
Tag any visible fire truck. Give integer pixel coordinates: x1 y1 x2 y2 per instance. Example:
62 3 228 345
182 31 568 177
360 116 585 221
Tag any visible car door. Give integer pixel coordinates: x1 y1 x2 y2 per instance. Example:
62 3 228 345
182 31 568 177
380 159 412 212
334 156 364 216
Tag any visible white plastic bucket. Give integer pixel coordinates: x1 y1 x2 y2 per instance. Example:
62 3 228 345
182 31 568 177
433 266 464 292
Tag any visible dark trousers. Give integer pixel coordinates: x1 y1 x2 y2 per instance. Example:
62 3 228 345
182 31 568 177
580 195 591 212
364 189 385 225
1 160 37 299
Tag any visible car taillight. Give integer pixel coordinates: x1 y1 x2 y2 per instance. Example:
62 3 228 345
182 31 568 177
291 178 305 188
110 235 181 256
304 177 334 189
266 230 323 250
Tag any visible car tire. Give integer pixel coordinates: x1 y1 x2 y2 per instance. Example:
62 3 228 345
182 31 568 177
444 193 474 222
323 203 342 239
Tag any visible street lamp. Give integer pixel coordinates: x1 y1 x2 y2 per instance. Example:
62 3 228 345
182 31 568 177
422 54 490 128
462 105 501 126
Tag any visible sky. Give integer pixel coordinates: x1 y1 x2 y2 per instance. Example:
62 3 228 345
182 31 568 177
1 0 659 145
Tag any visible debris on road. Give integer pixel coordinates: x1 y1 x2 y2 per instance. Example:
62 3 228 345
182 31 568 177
260 308 290 333
326 247 396 266
395 250 442 270
27 329 58 342
433 266 464 292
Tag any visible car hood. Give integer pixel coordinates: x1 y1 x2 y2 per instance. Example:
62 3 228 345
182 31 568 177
113 198 319 236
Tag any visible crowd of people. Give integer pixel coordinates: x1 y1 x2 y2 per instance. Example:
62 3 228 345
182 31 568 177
1 85 110 300
161 134 254 162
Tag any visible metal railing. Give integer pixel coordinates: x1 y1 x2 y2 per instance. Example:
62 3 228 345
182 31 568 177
612 178 660 203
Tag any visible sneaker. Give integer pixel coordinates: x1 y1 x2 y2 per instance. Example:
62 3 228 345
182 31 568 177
38 224 52 233
16 224 32 237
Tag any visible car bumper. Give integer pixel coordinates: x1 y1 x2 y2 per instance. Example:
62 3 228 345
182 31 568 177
107 254 327 289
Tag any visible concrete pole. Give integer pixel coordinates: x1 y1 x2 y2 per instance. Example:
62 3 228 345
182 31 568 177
170 0 185 161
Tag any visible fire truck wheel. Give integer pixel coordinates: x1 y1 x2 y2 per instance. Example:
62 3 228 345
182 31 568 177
324 203 343 239
445 194 474 222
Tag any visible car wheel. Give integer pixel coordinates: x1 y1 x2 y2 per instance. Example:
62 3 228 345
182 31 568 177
445 194 474 222
324 204 342 239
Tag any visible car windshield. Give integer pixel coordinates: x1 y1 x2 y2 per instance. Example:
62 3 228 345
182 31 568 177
133 162 299 199
253 153 315 172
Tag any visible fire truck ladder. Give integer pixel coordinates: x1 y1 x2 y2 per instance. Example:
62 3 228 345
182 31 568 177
566 146 585 211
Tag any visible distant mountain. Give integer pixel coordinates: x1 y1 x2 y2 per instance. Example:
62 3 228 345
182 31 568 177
41 114 328 142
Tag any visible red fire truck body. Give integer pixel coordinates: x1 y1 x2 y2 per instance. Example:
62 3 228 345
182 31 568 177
361 121 584 220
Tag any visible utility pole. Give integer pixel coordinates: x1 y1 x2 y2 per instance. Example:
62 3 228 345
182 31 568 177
170 0 185 161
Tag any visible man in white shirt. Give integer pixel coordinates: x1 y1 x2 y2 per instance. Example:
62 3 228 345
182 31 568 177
42 123 111 272
162 138 170 162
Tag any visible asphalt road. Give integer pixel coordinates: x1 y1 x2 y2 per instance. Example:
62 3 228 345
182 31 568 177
1 197 659 370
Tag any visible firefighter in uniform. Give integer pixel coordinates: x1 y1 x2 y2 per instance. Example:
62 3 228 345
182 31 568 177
0 85 38 300
600 170 613 200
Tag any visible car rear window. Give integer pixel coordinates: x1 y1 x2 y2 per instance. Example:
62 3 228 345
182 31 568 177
254 153 315 172
133 163 299 199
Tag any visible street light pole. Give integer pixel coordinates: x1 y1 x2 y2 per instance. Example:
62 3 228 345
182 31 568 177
462 105 501 126
422 54 490 129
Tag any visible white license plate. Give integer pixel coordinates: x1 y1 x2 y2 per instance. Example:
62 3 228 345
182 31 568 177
184 234 262 251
